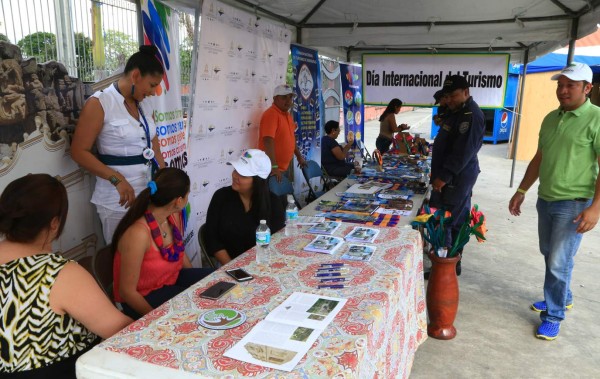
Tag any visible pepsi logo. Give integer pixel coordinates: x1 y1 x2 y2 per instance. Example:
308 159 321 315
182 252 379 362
501 112 508 126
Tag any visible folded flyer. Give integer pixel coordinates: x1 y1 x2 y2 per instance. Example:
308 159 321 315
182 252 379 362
295 216 326 225
307 221 341 235
303 235 344 254
338 200 379 215
344 226 380 243
224 292 347 372
344 180 392 195
341 244 376 261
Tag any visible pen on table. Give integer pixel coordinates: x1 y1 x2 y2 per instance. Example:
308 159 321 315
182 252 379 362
319 277 347 283
318 284 345 289
315 272 345 277
316 267 349 272
319 263 344 267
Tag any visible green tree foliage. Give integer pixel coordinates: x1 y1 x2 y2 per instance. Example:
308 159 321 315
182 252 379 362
17 32 57 63
75 32 93 81
103 29 137 72
0 33 10 43
179 37 193 84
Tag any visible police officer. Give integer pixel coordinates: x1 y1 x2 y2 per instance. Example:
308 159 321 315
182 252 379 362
429 75 485 275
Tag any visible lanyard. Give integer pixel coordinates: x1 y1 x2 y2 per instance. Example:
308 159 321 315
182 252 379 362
137 105 152 150
113 82 158 169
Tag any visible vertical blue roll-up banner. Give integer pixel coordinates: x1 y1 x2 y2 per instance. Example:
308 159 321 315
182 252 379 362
291 44 322 199
340 63 364 160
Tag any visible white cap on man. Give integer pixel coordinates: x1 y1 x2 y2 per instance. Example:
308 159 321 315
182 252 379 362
551 62 593 82
273 84 293 97
227 149 271 179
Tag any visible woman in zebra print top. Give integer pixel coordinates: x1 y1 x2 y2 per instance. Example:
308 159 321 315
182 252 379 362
0 174 132 378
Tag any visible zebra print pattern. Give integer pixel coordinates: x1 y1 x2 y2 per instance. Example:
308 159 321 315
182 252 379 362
1 253 97 373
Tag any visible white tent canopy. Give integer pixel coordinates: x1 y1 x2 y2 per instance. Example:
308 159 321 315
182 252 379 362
166 0 600 63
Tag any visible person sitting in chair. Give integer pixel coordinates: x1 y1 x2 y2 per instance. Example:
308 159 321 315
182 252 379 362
205 149 285 265
0 174 132 378
321 120 356 177
112 168 213 319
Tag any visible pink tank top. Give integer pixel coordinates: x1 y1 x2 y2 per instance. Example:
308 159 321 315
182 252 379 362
113 214 184 302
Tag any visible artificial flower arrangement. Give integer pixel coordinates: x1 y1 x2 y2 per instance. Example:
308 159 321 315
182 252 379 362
412 204 487 257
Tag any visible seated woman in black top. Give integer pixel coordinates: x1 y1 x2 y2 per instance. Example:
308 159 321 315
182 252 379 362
206 149 285 264
321 120 355 177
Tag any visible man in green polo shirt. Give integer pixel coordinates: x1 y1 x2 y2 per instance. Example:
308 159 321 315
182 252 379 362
509 62 600 340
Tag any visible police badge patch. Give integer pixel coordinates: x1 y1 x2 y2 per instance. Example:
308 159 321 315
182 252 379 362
459 122 470 134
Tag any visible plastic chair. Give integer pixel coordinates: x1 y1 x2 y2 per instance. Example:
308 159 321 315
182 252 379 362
320 166 341 190
92 245 115 299
77 255 95 277
302 160 327 203
356 139 372 162
268 175 301 206
198 223 217 269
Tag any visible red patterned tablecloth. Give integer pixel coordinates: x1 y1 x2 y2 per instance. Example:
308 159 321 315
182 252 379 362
77 226 427 378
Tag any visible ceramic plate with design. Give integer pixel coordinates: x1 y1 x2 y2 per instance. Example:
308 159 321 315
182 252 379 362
198 308 246 330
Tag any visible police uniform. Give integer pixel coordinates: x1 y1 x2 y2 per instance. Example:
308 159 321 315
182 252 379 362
430 96 485 248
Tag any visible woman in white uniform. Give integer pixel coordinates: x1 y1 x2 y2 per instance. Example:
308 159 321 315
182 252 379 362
72 45 166 244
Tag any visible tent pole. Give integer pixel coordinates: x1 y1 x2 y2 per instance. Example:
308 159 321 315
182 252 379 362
510 48 529 188
567 17 580 64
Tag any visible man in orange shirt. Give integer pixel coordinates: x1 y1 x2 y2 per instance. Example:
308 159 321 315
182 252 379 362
259 84 307 181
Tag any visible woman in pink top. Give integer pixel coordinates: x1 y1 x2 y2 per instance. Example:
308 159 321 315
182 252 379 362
112 168 213 319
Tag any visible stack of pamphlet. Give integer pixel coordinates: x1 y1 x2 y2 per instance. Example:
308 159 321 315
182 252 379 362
303 235 344 254
307 221 341 235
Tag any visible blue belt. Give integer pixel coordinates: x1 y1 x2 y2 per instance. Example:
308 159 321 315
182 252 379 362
98 154 147 166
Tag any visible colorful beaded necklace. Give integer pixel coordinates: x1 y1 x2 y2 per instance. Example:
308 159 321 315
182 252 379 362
144 211 185 262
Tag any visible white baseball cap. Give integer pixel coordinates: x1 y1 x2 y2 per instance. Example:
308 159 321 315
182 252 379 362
551 62 593 82
227 149 271 179
273 84 293 97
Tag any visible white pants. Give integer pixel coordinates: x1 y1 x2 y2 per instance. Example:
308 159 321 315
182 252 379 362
96 205 127 245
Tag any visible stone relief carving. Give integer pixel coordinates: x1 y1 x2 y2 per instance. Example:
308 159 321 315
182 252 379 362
0 41 86 166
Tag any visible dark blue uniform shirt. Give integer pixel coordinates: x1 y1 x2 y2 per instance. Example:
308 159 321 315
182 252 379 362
431 96 485 185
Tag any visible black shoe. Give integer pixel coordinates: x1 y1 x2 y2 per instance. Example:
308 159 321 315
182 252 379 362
424 271 430 280
455 260 462 276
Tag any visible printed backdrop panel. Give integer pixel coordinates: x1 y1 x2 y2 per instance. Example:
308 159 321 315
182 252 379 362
291 44 322 199
141 0 200 266
363 53 510 108
188 0 291 229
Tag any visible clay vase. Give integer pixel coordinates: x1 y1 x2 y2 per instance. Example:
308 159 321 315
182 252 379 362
426 251 460 340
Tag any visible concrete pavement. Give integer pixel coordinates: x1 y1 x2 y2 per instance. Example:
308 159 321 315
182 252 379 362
363 109 600 378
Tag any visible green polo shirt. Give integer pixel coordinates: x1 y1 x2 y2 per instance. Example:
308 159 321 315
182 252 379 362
538 99 600 201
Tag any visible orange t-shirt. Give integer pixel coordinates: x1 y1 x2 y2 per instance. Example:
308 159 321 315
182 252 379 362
113 213 184 303
258 104 296 171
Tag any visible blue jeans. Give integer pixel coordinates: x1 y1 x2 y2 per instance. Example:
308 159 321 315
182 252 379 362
121 268 214 319
536 198 591 323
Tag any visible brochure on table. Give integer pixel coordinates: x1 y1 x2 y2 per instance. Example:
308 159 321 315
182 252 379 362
307 221 341 235
341 244 377 261
304 235 345 254
345 181 392 195
224 292 347 372
344 226 380 243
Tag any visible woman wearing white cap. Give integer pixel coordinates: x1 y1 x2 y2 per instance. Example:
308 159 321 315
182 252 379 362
205 149 285 264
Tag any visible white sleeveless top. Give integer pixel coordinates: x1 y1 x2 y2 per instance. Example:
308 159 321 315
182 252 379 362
89 85 158 211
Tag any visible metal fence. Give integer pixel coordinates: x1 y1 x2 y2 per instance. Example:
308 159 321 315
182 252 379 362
1 0 196 114
0 0 139 81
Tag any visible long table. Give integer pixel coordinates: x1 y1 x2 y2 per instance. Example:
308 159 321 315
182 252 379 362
300 177 429 227
77 223 427 378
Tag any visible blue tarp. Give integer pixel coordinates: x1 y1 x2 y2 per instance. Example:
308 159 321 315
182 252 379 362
519 53 600 74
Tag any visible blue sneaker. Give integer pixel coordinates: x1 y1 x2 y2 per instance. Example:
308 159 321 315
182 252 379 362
536 321 560 340
531 300 573 312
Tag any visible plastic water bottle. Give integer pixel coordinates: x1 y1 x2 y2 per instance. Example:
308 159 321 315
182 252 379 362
285 195 299 236
255 220 271 264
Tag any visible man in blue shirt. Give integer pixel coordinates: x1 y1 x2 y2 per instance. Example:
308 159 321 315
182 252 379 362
430 75 485 275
